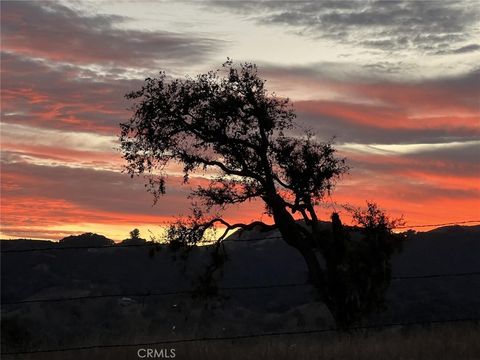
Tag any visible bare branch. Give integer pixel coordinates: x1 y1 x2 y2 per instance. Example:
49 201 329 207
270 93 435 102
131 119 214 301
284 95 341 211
209 218 277 236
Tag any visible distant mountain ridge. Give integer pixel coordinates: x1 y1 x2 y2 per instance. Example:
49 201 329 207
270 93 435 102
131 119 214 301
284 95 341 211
1 224 479 251
426 224 480 234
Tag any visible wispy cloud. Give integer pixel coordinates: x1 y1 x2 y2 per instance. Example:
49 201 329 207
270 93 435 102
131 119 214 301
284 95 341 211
1 52 138 133
211 0 479 56
1 1 222 68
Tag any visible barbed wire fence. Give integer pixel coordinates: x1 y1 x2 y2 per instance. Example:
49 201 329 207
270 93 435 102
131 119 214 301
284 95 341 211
2 271 480 306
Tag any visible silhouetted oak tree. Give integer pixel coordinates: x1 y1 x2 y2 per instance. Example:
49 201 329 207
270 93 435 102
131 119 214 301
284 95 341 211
120 60 401 326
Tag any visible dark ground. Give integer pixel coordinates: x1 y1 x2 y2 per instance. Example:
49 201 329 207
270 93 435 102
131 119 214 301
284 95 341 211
1 225 479 359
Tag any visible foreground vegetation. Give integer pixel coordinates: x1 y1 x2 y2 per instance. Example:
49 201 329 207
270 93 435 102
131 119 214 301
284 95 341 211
3 321 479 360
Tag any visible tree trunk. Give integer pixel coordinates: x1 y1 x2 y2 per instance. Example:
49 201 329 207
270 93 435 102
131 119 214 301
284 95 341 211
268 195 329 302
297 244 329 296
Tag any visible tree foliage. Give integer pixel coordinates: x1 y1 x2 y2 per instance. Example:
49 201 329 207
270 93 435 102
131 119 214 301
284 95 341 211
120 60 402 326
129 228 140 240
326 203 404 326
120 60 345 213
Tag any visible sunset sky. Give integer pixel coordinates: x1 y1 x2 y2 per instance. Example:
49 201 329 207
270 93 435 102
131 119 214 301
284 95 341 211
1 1 479 240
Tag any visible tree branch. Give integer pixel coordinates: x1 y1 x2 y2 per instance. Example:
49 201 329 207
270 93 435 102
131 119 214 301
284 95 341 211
273 173 293 190
207 218 278 242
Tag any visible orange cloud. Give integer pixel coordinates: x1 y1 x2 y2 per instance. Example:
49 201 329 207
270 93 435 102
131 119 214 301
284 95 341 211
295 100 479 132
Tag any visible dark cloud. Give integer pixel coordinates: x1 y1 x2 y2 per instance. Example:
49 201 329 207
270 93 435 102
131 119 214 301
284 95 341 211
452 44 480 54
262 59 480 90
0 155 265 234
435 43 480 55
1 52 141 134
0 158 192 220
210 1 479 54
257 63 480 144
339 144 480 209
297 108 480 145
1 1 221 68
409 142 480 167
347 142 480 178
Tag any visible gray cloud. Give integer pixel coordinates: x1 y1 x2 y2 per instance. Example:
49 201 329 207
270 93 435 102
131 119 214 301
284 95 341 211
210 0 479 54
256 62 480 144
1 1 221 68
409 142 480 167
297 108 480 145
0 158 192 219
1 52 141 134
435 43 480 55
348 141 480 175
452 44 480 54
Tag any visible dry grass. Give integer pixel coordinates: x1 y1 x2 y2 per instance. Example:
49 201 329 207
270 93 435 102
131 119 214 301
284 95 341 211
3 321 479 360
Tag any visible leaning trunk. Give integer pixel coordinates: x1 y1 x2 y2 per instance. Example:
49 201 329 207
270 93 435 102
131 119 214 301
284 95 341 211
268 195 330 303
296 244 330 301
